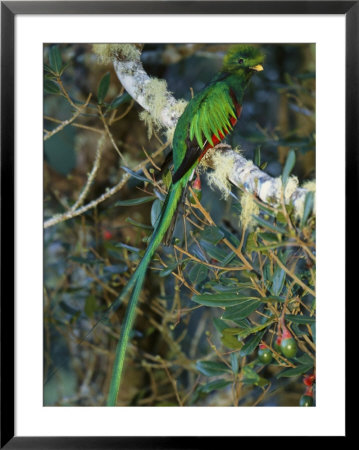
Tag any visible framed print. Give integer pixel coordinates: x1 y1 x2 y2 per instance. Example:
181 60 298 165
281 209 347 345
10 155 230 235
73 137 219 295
1 1 354 447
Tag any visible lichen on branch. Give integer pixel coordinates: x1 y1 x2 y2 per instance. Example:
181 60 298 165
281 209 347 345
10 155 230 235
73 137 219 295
95 43 187 134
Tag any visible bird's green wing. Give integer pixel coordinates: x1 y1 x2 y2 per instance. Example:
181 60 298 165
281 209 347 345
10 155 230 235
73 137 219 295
189 82 237 149
172 83 237 184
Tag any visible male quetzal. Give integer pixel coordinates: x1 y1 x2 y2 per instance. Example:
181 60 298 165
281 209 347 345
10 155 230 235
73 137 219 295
107 44 264 405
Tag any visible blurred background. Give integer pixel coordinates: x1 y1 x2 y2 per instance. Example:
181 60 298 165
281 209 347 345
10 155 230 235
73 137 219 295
44 43 315 406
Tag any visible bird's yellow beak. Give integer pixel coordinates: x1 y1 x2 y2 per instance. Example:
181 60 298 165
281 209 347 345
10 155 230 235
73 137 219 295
250 64 264 72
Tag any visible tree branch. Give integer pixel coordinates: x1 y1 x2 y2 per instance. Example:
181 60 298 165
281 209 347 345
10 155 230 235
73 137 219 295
44 45 315 229
113 55 182 129
112 45 315 219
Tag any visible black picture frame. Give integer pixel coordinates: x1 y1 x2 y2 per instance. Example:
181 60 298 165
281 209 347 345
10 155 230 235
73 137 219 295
1 1 354 447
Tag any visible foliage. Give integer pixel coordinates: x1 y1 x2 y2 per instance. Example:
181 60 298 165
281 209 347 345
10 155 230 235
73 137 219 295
44 43 315 406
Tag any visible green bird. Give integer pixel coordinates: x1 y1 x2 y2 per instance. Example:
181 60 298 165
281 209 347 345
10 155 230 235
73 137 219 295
107 44 264 405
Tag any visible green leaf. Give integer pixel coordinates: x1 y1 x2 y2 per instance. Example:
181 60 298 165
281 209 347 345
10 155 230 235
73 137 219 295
294 353 314 365
301 191 315 227
162 170 172 189
285 314 315 324
106 92 131 111
260 295 285 303
192 293 259 307
246 232 257 253
198 379 232 394
206 281 254 293
230 353 239 374
59 300 79 316
271 266 286 296
114 242 140 253
282 149 296 186
213 317 230 333
241 366 259 385
159 262 178 277
151 199 163 228
252 215 287 234
199 226 224 245
200 240 228 263
97 72 111 104
44 63 56 75
240 330 266 356
221 333 243 350
49 45 62 74
58 61 70 76
121 166 153 184
222 298 262 321
44 79 61 95
258 232 279 242
233 319 274 340
125 217 153 230
256 377 269 387
103 264 128 275
69 255 101 265
222 327 242 335
276 364 313 379
196 361 230 377
115 196 155 207
241 366 269 387
44 125 76 175
84 295 97 319
220 226 241 247
188 264 208 285
254 145 261 167
276 211 287 225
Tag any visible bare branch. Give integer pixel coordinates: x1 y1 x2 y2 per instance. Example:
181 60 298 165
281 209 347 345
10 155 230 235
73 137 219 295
44 141 169 229
44 93 92 141
70 134 106 212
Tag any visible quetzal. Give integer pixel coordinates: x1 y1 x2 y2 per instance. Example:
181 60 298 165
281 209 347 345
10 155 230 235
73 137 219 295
107 45 264 405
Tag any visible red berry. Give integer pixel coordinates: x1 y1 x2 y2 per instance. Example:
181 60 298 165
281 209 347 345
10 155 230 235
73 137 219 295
193 174 201 191
304 386 313 396
103 229 113 240
281 327 292 340
303 374 315 386
274 336 282 353
190 174 202 203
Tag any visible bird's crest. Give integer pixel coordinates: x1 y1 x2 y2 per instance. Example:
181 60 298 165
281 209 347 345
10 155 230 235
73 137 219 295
222 44 265 73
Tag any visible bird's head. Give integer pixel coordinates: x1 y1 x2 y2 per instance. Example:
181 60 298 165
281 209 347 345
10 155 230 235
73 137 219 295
222 44 264 75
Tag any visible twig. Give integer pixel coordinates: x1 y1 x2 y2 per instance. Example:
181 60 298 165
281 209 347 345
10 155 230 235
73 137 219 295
70 135 106 212
270 251 316 297
44 116 103 134
111 99 135 123
173 245 247 272
56 76 81 111
44 140 170 228
44 93 92 141
188 186 252 269
98 105 125 160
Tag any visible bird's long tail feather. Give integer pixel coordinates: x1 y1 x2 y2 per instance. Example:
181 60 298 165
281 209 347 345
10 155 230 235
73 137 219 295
107 182 183 405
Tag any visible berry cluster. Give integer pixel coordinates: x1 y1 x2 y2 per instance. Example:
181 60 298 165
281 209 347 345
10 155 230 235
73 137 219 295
300 373 315 406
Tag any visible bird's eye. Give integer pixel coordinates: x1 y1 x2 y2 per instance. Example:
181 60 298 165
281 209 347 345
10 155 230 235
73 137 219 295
238 58 244 64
